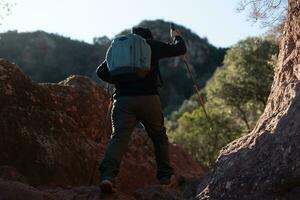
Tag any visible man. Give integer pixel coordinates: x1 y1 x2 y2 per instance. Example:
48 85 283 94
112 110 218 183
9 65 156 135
96 26 186 193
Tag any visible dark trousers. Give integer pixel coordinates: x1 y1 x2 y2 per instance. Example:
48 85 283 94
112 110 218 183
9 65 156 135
99 95 174 181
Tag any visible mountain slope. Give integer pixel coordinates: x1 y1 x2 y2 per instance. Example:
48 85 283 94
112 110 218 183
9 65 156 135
0 31 107 82
0 20 225 114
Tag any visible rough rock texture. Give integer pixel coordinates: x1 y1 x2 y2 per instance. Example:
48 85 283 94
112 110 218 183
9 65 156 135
197 0 300 199
0 58 204 199
0 165 28 184
135 185 183 200
0 59 101 186
43 186 135 200
0 179 134 200
0 179 56 200
135 177 201 200
42 75 110 142
117 129 204 195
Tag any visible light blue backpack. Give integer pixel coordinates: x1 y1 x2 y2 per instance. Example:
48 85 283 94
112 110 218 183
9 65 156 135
106 33 152 82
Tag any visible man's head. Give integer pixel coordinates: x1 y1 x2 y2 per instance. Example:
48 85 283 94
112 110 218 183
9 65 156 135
132 27 153 40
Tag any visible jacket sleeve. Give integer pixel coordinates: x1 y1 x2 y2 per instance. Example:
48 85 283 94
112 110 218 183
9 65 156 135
156 36 187 59
96 61 114 84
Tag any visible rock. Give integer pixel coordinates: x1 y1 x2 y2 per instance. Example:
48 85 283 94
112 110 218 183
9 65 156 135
197 0 300 199
115 129 204 195
0 179 134 200
0 59 102 186
41 75 110 142
44 186 135 200
0 179 56 200
0 165 28 184
135 185 183 200
0 59 204 198
170 144 204 179
135 176 204 200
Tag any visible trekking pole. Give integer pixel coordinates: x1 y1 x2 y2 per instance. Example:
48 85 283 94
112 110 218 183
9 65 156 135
182 56 209 120
170 23 209 120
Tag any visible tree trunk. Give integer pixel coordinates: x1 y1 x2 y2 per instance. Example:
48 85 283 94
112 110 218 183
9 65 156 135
197 0 300 199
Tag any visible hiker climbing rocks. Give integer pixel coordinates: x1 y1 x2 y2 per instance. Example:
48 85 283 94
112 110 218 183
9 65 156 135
96 26 186 193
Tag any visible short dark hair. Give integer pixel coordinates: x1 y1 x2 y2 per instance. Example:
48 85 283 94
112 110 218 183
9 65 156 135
132 27 153 40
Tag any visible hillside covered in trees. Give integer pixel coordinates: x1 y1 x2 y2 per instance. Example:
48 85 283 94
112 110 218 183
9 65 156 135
167 36 279 168
0 20 225 114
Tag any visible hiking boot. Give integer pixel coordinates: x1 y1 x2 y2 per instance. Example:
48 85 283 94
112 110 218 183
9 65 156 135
100 179 117 193
159 175 177 187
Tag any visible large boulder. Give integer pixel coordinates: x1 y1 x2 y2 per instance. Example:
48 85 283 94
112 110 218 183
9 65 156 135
0 179 55 200
0 58 204 198
0 178 134 200
0 59 108 186
116 129 204 194
42 75 110 142
197 0 300 199
43 186 135 200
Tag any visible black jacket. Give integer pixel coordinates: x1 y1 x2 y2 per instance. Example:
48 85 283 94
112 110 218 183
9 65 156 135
96 36 187 97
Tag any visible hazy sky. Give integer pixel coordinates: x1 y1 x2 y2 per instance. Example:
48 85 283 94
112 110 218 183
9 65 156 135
0 0 267 47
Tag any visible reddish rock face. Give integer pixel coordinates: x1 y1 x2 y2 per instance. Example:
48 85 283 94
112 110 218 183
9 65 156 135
0 59 104 186
0 179 135 200
197 1 300 199
42 75 110 142
0 179 56 200
117 129 204 194
0 59 203 198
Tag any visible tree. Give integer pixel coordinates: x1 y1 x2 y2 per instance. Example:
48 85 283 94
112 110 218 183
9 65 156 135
238 0 288 32
93 36 111 46
169 107 240 168
168 37 278 168
205 37 278 132
0 0 11 24
197 1 300 198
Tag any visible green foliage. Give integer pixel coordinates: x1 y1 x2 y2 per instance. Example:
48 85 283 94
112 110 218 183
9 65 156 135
93 36 111 46
168 37 279 168
168 107 240 168
0 31 109 82
206 37 278 131
0 0 11 23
